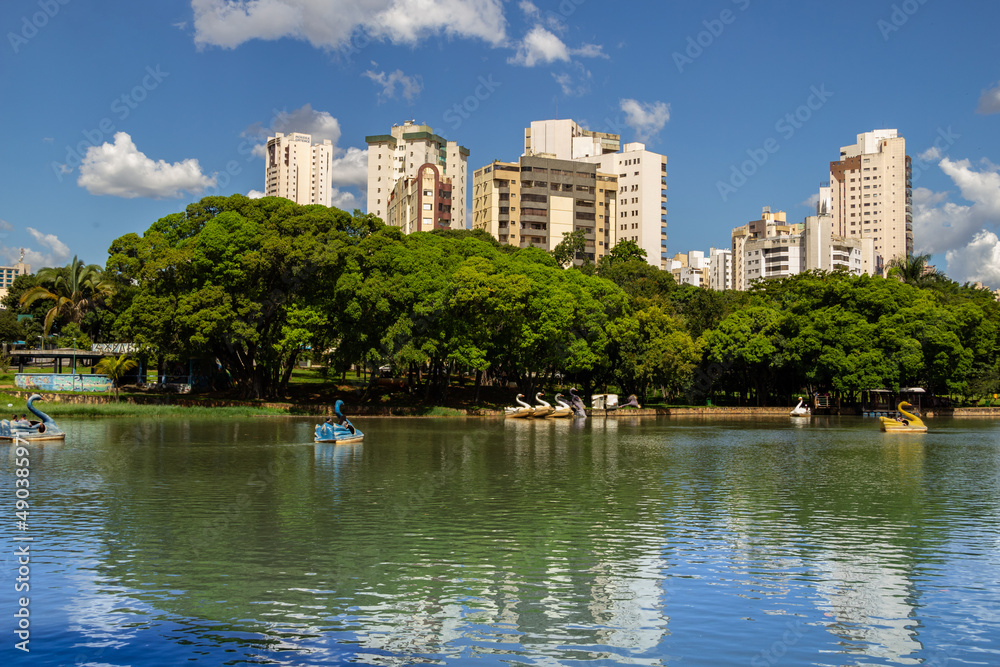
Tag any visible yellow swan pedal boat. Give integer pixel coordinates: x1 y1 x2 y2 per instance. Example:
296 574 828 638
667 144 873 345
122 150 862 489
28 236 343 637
879 401 927 433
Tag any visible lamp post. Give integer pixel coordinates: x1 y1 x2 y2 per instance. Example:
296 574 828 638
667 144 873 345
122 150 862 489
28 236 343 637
72 337 77 392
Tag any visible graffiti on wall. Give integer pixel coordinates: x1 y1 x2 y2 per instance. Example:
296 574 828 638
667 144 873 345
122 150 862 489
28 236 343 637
15 374 114 392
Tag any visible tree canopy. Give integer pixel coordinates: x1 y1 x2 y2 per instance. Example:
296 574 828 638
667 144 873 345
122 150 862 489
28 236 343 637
85 195 1000 405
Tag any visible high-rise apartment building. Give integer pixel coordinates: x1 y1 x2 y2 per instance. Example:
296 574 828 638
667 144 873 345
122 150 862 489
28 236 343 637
384 164 454 234
524 120 668 270
577 143 669 270
366 121 469 231
731 208 795 291
828 129 911 274
0 251 30 309
472 155 617 262
708 248 732 291
732 207 867 289
264 132 333 206
524 119 620 160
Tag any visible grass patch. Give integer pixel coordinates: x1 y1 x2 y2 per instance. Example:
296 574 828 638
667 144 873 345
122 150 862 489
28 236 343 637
0 392 285 418
418 406 468 417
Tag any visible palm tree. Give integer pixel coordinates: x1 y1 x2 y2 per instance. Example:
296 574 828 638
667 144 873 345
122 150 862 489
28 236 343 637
94 354 138 401
885 253 944 289
19 256 112 335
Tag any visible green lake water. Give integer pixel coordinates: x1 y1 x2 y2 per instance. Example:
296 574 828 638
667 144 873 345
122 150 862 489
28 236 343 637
2 415 999 665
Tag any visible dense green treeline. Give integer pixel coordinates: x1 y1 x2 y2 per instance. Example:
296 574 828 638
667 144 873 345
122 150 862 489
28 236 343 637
6 195 999 403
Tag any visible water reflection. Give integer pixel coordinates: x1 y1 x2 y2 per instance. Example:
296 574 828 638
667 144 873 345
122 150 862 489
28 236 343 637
2 416 999 665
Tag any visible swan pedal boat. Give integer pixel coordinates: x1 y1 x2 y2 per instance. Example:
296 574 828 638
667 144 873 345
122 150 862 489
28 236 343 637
545 394 573 418
879 401 927 433
504 394 535 419
789 397 811 417
530 392 554 418
315 400 364 443
0 394 65 441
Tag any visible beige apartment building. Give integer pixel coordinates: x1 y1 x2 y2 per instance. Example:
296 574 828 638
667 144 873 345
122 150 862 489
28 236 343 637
828 129 911 273
264 132 333 206
472 155 617 262
366 121 469 231
524 120 668 270
0 253 30 309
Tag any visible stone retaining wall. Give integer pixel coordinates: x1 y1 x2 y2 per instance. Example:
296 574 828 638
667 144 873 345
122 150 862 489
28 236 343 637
5 390 999 418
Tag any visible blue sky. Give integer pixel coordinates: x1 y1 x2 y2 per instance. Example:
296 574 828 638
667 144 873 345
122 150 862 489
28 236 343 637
2 0 999 287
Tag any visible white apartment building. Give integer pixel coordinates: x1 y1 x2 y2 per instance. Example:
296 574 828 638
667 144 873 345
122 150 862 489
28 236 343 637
708 247 732 291
524 119 620 160
669 251 709 287
828 129 910 273
523 121 667 270
366 121 469 231
802 215 868 275
578 143 669 271
731 208 796 290
733 207 866 288
264 132 333 206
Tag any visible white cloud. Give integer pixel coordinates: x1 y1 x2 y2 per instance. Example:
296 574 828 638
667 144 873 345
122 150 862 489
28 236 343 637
0 220 71 268
331 188 360 210
191 0 507 50
551 64 593 96
552 72 576 96
245 103 342 147
800 193 820 209
77 132 216 199
518 0 539 19
913 157 1000 255
572 43 606 59
620 99 670 142
363 68 422 102
2 227 73 268
976 81 1000 115
944 231 1000 289
508 25 570 66
918 146 942 162
330 147 368 188
247 189 264 199
506 25 607 69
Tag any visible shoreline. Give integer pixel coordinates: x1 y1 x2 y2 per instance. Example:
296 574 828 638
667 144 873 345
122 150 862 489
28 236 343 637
4 389 999 418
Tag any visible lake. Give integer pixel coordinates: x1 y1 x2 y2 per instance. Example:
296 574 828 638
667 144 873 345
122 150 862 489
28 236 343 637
3 414 999 666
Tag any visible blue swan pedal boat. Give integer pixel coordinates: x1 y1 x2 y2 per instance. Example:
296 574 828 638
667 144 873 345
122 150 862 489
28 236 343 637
0 394 65 441
314 400 364 443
